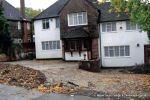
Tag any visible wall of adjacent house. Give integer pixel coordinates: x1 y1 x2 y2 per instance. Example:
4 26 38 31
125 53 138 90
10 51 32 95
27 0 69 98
100 21 149 67
34 18 62 59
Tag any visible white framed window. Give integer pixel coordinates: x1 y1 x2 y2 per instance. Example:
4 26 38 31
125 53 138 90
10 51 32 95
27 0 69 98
56 18 60 28
42 19 50 29
68 12 87 26
104 46 130 57
126 21 140 30
102 22 116 32
42 41 60 50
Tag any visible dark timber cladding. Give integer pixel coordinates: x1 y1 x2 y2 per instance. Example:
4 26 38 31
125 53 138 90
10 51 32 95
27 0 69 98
59 0 99 60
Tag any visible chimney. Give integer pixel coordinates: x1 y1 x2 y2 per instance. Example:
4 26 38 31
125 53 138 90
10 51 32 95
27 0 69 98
20 0 25 18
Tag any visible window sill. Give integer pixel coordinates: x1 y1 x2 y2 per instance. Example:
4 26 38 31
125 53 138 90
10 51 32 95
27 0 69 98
42 29 50 31
102 31 117 33
125 30 141 32
104 56 131 59
42 49 61 51
68 24 88 27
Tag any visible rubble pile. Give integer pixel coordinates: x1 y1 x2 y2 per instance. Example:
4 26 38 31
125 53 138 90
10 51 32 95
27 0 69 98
0 63 46 89
38 82 80 94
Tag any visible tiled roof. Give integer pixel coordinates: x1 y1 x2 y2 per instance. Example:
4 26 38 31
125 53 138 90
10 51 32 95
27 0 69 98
33 0 130 22
62 27 89 39
33 0 69 20
0 0 23 21
97 2 130 22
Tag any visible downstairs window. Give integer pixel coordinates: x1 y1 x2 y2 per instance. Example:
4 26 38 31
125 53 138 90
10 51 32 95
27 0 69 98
104 46 130 57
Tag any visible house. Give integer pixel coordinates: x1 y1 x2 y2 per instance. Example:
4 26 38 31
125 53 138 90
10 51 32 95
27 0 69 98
33 0 99 60
33 0 149 67
0 0 33 58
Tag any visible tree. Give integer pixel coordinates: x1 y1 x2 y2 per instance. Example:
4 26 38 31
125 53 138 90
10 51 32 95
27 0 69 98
0 2 12 56
97 0 150 38
17 7 41 19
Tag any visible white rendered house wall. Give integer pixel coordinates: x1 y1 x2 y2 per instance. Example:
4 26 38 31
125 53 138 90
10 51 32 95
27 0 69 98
100 21 149 67
34 18 62 59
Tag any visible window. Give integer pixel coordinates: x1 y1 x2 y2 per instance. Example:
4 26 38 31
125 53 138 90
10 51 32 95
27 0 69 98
68 12 87 26
42 19 49 29
42 41 60 50
104 46 130 57
56 18 60 28
27 23 30 30
102 22 116 32
18 22 21 30
126 21 140 30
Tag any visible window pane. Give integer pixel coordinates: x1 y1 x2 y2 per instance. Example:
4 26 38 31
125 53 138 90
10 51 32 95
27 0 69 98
102 23 106 32
46 42 49 50
42 42 45 50
125 46 130 56
42 20 45 29
78 15 83 24
107 23 111 32
112 22 116 31
74 13 78 25
56 18 60 28
49 41 52 49
83 12 87 24
46 20 49 29
109 46 114 57
104 47 109 57
120 46 125 56
53 41 57 49
114 46 119 56
69 14 73 25
126 21 130 30
57 41 60 49
137 24 141 29
131 22 136 30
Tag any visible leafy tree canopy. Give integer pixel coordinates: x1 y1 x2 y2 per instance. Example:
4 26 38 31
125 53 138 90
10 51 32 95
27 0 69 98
0 2 12 55
96 0 150 38
17 7 42 19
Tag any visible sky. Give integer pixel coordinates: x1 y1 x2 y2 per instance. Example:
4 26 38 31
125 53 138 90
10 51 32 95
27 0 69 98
6 0 58 10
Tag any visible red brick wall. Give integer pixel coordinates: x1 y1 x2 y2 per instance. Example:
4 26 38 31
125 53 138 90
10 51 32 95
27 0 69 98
92 38 99 59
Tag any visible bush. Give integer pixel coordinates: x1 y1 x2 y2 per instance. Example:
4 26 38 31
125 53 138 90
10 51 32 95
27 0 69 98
130 63 150 74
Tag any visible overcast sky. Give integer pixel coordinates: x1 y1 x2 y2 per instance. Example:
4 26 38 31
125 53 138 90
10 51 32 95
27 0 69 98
6 0 58 10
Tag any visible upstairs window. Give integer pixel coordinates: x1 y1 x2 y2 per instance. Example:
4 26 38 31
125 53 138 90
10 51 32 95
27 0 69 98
126 21 140 30
102 22 116 32
68 12 87 26
56 18 60 28
42 19 49 29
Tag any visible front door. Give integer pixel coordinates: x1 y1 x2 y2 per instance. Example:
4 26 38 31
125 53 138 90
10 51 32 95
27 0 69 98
144 45 150 63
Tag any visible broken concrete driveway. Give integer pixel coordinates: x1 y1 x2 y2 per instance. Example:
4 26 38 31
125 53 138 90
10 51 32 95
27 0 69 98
5 60 150 99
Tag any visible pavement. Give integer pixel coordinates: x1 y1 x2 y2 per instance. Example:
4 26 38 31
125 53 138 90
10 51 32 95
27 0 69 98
0 84 102 100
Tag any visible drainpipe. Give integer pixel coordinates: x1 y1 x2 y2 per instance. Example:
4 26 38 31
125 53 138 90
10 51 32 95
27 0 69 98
97 9 102 67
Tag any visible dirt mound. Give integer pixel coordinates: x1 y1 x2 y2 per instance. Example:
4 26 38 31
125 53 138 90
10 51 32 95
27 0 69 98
0 63 46 89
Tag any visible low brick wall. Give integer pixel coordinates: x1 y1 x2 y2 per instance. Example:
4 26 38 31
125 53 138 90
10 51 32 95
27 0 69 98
79 59 101 72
